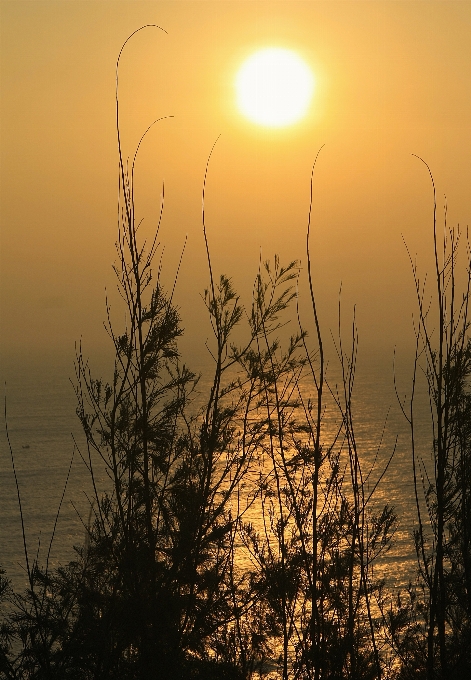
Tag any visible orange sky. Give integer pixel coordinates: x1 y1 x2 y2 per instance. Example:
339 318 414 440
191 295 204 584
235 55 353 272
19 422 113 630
1 0 471 370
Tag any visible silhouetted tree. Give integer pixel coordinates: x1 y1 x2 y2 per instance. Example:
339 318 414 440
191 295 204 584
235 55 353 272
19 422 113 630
391 158 471 680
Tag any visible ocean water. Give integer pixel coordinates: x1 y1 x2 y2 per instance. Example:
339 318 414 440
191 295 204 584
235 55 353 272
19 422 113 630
0 349 431 593
0 354 100 590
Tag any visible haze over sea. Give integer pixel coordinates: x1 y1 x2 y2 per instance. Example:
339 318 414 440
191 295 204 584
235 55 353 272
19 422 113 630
0 345 431 593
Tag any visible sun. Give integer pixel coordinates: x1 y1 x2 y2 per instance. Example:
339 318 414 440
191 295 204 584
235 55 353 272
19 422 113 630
235 48 315 128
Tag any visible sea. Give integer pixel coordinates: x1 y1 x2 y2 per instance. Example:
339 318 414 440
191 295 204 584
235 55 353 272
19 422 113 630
0 347 432 594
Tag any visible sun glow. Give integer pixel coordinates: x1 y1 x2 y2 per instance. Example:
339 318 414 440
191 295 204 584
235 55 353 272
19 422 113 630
235 48 314 128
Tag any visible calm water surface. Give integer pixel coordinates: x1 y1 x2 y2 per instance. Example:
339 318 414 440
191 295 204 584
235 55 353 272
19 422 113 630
0 350 431 592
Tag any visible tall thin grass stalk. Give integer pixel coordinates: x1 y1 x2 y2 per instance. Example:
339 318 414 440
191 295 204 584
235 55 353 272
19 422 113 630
394 156 471 679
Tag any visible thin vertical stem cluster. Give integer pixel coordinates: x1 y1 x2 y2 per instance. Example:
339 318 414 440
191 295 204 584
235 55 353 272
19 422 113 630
390 157 471 679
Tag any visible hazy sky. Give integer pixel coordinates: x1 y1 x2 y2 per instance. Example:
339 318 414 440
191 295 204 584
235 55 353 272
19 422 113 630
1 0 471 370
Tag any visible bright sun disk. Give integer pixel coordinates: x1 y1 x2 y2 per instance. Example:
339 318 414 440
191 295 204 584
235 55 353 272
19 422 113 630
236 48 314 128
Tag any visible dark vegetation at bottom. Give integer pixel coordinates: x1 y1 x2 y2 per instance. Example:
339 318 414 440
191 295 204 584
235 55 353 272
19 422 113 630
1 28 471 680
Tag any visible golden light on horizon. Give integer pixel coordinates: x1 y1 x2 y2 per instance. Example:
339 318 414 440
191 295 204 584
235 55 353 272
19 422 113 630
235 48 315 128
